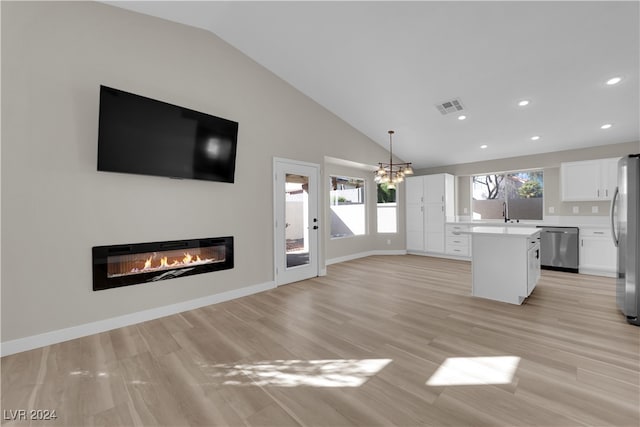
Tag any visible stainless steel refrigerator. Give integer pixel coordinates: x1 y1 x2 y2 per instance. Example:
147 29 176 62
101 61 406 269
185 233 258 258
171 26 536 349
611 154 640 326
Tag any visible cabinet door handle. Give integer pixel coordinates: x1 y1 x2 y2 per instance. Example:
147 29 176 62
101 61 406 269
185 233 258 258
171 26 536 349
581 239 584 247
605 189 608 197
597 189 600 197
593 231 604 235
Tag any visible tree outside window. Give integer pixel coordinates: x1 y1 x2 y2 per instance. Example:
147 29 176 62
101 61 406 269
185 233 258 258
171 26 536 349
472 170 543 220
377 183 397 233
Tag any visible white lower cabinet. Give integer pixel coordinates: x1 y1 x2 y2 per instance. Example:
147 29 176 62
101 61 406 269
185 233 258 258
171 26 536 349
579 228 616 277
445 224 471 257
527 242 541 294
440 223 617 277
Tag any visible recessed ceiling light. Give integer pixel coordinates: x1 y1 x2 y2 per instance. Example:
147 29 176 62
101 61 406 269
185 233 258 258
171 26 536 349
458 115 466 120
480 145 488 149
601 123 613 129
518 100 530 107
531 136 540 141
606 77 622 85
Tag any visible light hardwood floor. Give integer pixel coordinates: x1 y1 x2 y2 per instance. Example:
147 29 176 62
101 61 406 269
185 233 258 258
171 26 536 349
2 255 639 426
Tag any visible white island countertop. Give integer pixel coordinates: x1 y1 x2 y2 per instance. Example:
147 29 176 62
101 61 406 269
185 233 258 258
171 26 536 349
461 226 541 238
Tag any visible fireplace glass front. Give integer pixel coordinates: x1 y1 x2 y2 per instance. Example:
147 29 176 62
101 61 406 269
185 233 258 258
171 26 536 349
93 237 233 291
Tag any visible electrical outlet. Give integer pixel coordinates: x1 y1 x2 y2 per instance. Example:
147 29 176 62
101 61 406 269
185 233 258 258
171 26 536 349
548 206 555 214
592 206 599 213
573 206 579 214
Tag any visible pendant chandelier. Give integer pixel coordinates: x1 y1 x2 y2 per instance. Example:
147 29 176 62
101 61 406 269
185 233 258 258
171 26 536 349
374 130 413 189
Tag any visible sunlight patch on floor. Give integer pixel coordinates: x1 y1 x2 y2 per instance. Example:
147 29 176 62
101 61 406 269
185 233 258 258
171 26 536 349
68 370 110 378
204 358 392 387
426 356 520 386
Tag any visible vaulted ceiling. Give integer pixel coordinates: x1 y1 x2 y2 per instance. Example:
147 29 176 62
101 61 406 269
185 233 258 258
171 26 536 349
106 1 639 169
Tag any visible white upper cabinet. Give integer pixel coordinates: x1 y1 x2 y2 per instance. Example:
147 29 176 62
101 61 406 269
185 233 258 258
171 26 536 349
406 175 424 205
560 157 621 201
424 174 446 203
601 157 620 200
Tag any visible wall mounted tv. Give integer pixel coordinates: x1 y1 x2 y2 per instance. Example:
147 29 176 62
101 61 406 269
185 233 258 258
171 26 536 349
98 85 238 183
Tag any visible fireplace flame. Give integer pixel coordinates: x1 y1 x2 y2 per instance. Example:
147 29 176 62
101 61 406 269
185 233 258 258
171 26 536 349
131 251 216 276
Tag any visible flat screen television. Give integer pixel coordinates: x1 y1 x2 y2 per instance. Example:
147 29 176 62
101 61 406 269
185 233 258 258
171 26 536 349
97 85 238 183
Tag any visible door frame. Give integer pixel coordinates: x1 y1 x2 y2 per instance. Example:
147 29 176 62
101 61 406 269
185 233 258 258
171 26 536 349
273 157 321 286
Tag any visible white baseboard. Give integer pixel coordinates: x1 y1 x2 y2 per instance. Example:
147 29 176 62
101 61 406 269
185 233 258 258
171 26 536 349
326 250 407 266
407 251 471 261
578 268 616 278
0 281 276 357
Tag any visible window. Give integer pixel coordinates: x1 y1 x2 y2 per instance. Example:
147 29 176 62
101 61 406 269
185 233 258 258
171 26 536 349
330 176 366 238
377 183 397 233
472 170 543 220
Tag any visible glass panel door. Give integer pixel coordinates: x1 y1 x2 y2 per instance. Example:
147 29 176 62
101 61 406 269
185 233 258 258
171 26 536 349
274 159 319 286
286 174 310 268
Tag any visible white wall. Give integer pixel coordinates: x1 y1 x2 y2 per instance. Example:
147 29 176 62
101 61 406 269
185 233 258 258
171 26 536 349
1 1 400 344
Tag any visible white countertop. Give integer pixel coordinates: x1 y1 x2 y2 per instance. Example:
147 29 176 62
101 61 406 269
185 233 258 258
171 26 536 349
447 215 609 229
461 226 541 238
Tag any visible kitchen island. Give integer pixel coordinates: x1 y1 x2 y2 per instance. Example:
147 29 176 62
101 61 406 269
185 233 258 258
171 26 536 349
460 227 541 305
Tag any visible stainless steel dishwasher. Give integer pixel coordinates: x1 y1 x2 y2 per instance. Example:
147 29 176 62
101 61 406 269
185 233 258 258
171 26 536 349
536 227 579 273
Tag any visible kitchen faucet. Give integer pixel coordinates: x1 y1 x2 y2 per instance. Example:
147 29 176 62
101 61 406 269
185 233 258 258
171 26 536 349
503 201 509 223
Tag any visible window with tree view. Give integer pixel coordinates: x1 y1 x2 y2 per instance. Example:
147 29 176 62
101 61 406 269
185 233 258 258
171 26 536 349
472 170 543 220
377 183 397 233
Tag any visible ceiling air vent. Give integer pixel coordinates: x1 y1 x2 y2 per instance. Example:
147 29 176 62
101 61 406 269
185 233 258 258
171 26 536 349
436 98 464 115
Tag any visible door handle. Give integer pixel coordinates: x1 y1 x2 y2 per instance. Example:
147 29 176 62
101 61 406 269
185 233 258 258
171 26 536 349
610 186 619 247
313 225 318 230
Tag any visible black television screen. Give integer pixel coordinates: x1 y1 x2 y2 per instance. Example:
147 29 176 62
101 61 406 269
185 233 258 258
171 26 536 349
97 85 238 183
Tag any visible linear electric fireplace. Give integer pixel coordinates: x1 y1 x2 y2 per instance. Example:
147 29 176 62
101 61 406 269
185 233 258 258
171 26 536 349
92 237 233 291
